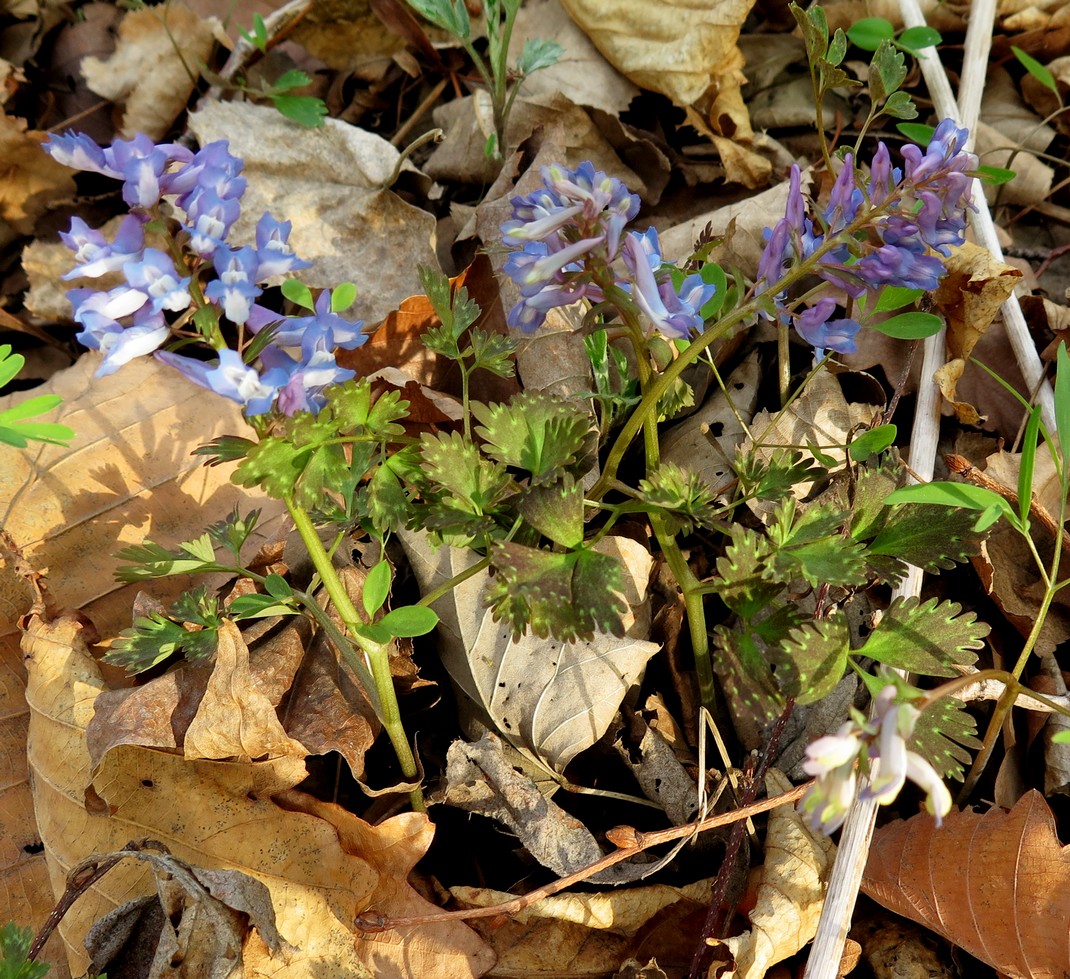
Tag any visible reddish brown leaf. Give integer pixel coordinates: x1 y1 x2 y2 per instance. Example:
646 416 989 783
862 791 1070 979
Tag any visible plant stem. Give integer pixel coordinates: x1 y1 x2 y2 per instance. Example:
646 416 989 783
616 297 718 712
286 497 424 810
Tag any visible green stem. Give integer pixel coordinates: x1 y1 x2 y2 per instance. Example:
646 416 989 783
589 202 890 503
286 497 424 811
617 299 718 712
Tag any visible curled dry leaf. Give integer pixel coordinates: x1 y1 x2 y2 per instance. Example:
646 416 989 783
444 733 654 883
712 769 837 978
81 844 285 979
559 0 750 110
863 791 1070 979
23 609 493 979
81 2 221 140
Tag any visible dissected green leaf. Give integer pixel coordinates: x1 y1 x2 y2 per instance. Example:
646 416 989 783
870 39 908 103
770 616 850 704
0 922 50 979
713 625 785 731
712 525 781 618
736 449 824 502
421 430 513 516
516 37 564 74
637 463 720 535
911 696 981 780
868 502 986 574
486 541 626 641
520 476 583 548
367 460 410 534
473 391 592 485
880 90 917 119
861 596 988 676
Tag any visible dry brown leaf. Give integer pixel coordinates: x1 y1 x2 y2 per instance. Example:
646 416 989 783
444 733 654 883
559 0 751 110
0 354 286 633
182 619 308 762
80 844 286 979
81 3 220 140
0 541 70 979
0 112 76 234
23 609 493 979
933 359 985 427
452 877 715 977
510 0 640 115
714 770 836 978
187 100 437 324
933 241 1023 363
974 119 1053 207
862 791 1070 978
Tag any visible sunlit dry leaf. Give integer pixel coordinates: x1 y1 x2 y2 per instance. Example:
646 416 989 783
975 119 1053 207
510 0 640 115
23 609 492 979
559 0 751 110
183 620 307 762
188 100 437 323
933 359 985 427
81 2 220 140
452 876 715 977
863 791 1070 978
714 769 836 977
0 112 75 234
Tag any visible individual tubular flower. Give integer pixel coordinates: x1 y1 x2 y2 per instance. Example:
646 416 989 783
261 332 357 415
254 214 311 279
204 246 262 325
68 292 170 377
622 228 716 339
60 215 145 279
793 297 861 356
798 684 954 835
123 248 192 314
155 348 289 416
269 289 366 350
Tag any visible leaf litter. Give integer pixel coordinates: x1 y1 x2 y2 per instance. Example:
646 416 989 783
3 0 1070 977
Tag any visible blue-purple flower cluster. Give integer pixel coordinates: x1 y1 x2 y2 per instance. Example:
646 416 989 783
500 162 716 338
757 119 977 356
44 132 366 415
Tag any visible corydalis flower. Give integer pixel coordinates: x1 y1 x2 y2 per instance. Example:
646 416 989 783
798 685 953 835
755 122 978 354
501 161 640 331
622 228 715 339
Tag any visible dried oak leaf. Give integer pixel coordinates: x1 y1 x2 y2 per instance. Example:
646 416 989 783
862 791 1070 979
23 609 493 979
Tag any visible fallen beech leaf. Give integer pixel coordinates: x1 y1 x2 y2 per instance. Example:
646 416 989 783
400 530 658 772
714 770 836 978
187 101 437 324
23 609 492 979
81 3 220 140
0 353 286 635
0 112 76 234
862 791 1070 978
